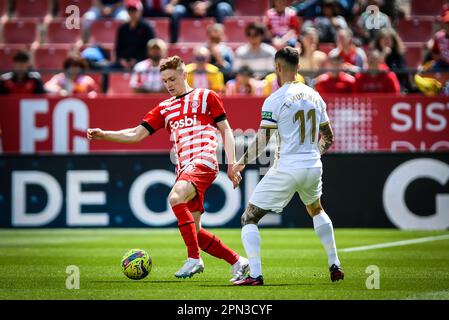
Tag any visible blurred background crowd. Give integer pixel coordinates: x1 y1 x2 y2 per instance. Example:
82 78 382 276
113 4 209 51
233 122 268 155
1 0 449 97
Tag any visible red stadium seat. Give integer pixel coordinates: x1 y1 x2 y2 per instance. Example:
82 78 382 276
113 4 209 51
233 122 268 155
178 18 214 43
45 19 82 44
397 18 435 42
0 0 8 17
223 16 261 42
167 43 195 64
1 20 38 44
147 18 170 43
89 19 124 44
33 45 70 70
0 45 29 70
404 43 424 68
56 0 92 17
411 0 444 16
234 0 270 16
107 72 133 94
14 0 51 18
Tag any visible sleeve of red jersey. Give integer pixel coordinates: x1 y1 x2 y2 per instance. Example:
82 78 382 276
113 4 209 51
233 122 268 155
141 104 165 134
207 90 227 123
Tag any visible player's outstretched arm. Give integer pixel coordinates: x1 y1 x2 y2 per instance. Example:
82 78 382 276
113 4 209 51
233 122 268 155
318 122 334 155
233 125 276 172
87 125 149 144
217 119 242 189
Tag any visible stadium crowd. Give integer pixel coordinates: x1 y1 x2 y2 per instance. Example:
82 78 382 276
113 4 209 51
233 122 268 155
1 0 449 96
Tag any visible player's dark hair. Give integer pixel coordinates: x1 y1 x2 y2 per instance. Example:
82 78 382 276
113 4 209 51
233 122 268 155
275 46 300 67
13 50 30 63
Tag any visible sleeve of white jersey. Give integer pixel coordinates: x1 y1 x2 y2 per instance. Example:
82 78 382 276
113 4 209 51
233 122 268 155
319 98 330 126
260 97 279 128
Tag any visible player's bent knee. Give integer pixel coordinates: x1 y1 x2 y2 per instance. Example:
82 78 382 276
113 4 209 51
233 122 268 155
168 191 184 206
305 198 323 217
241 204 267 226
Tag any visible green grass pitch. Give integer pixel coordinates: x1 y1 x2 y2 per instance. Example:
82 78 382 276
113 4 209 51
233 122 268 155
1 229 449 300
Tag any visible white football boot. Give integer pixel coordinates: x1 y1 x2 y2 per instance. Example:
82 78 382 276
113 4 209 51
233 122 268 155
229 256 250 282
174 258 205 279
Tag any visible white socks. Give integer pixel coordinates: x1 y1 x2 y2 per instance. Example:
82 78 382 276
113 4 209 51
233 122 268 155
241 224 262 278
313 212 341 268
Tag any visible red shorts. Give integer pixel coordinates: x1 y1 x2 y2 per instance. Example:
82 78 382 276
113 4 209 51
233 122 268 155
176 163 218 213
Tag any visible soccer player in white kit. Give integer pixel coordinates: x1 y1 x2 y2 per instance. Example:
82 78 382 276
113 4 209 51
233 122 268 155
232 47 344 285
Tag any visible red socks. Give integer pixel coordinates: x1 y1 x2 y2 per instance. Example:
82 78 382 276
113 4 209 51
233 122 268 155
171 203 200 259
197 228 239 265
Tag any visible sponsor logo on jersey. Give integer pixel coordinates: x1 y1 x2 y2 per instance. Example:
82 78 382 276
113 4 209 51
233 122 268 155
169 115 197 129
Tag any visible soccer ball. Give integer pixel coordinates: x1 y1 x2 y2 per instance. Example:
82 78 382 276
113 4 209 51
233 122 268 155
121 249 152 280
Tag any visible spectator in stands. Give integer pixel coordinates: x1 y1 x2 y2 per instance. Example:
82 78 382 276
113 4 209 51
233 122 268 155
301 0 348 43
264 0 301 49
44 56 98 96
114 0 155 70
142 0 176 17
314 50 355 94
130 38 168 93
234 22 277 79
355 0 391 45
225 65 264 96
206 23 234 82
354 48 400 93
329 28 367 73
170 0 234 43
297 27 327 72
0 50 45 95
185 46 225 92
373 27 412 92
83 0 130 39
428 10 449 71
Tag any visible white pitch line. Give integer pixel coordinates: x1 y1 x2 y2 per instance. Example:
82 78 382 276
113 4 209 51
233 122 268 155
340 234 449 252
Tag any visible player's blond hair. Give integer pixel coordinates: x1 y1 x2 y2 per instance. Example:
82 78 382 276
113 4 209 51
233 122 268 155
159 56 185 72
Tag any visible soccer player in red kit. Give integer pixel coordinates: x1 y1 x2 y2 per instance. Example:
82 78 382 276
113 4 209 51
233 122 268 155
87 56 249 281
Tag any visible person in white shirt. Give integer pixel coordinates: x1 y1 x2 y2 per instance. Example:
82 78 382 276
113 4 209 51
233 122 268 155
232 46 344 286
130 38 167 93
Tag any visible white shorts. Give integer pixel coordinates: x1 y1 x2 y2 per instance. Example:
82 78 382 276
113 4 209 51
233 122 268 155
249 166 323 213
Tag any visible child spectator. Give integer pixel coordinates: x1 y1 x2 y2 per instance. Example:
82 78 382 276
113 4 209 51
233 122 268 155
186 46 225 92
225 66 264 96
0 50 45 95
264 0 301 49
354 49 400 93
314 50 355 94
44 56 98 96
130 38 168 93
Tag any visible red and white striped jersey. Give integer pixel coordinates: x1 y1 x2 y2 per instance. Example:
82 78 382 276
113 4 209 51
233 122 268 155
141 88 226 175
265 7 300 38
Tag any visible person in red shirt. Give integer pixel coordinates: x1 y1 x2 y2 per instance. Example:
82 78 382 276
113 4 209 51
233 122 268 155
429 11 449 71
87 56 249 281
264 0 301 49
354 49 400 93
314 51 355 94
0 50 45 95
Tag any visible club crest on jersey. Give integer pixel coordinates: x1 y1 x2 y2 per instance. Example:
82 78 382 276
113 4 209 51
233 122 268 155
191 100 200 109
169 115 197 129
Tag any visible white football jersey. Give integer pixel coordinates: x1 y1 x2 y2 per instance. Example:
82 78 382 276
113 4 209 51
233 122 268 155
260 81 329 169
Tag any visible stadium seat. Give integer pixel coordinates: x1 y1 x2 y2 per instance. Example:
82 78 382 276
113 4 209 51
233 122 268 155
168 43 195 64
107 72 134 94
45 19 82 44
234 0 270 16
223 16 261 42
14 0 52 19
404 43 424 68
411 0 443 16
1 20 38 44
33 45 70 70
56 0 92 17
0 45 28 70
0 0 8 18
147 18 170 43
397 18 435 42
89 19 124 45
178 18 214 43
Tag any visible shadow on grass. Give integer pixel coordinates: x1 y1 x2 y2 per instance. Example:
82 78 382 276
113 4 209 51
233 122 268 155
198 283 329 288
89 280 219 284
